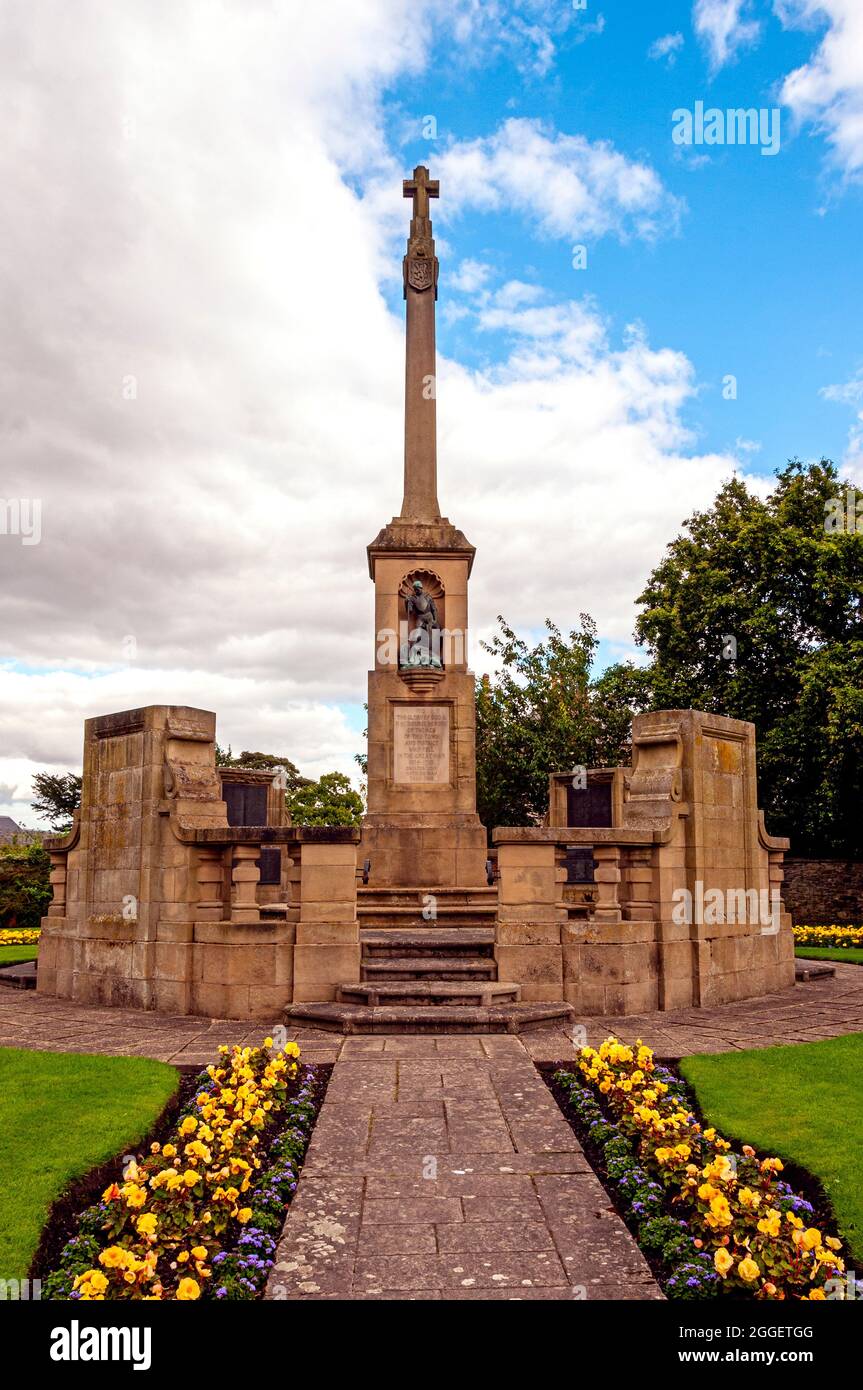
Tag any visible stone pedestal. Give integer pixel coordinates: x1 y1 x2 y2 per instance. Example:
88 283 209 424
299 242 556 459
361 520 487 888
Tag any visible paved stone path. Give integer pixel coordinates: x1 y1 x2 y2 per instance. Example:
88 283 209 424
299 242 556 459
265 1035 661 1300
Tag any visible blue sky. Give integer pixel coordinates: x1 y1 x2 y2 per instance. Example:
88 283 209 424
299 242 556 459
387 1 862 476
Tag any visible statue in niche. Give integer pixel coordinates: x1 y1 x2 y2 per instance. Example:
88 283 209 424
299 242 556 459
401 578 442 669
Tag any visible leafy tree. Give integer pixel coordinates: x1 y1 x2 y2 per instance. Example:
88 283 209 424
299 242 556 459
634 459 863 855
288 772 364 827
216 748 309 788
0 843 52 929
475 616 652 831
31 771 82 832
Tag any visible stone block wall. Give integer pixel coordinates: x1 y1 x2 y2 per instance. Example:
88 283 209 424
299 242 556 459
38 704 360 1019
494 708 796 1016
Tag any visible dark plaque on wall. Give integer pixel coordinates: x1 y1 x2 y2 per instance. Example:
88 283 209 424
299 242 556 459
257 847 281 886
224 782 268 827
566 779 612 828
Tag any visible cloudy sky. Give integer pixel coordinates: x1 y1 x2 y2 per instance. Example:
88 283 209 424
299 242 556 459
2 0 862 826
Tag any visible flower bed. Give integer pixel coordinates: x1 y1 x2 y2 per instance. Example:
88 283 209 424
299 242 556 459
793 924 863 949
43 1038 322 1301
554 1038 847 1301
0 927 41 946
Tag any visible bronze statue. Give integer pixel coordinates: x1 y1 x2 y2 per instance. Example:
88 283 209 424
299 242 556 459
402 579 442 668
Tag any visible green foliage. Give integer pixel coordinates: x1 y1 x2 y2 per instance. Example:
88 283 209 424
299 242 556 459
288 771 364 827
0 843 51 930
215 748 309 788
635 459 863 854
30 771 81 832
475 616 653 831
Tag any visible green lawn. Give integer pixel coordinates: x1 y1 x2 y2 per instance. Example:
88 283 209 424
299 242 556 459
681 1034 863 1261
795 946 863 966
0 945 38 966
0 1048 178 1280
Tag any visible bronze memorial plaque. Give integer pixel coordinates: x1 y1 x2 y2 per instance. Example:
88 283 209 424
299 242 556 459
392 705 450 784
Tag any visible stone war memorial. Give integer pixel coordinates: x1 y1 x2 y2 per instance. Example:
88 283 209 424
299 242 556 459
37 168 795 1031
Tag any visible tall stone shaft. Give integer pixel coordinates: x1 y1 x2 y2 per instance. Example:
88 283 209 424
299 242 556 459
363 164 485 889
401 165 441 522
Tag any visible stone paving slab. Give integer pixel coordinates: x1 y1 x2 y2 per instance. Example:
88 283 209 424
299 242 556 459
265 1034 659 1301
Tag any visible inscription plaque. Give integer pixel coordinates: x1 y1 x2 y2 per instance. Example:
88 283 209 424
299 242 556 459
393 706 450 784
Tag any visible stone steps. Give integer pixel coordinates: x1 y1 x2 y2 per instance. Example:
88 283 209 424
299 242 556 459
361 956 496 980
0 960 37 991
283 1001 574 1034
361 927 495 957
337 979 520 1007
357 906 497 930
358 886 496 909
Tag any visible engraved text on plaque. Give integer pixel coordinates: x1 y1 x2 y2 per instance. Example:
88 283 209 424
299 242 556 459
393 706 450 784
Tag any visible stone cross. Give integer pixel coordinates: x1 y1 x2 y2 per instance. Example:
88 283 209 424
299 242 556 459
403 166 439 222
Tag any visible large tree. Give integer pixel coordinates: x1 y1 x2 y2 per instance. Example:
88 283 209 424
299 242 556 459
30 771 82 832
288 772 363 827
633 459 863 855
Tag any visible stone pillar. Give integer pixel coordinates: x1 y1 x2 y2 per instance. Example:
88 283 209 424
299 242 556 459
493 835 565 1002
47 851 67 917
622 846 653 921
231 844 261 924
196 847 225 922
592 845 622 923
292 840 360 1003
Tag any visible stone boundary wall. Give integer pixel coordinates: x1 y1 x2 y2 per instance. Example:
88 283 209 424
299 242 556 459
783 858 863 926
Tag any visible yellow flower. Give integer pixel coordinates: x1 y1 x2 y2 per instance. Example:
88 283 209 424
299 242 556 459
738 1187 760 1210
808 1288 826 1301
136 1213 158 1237
801 1228 822 1250
176 1277 201 1300
122 1184 147 1209
162 1143 176 1158
179 1116 197 1136
714 1248 734 1276
738 1257 760 1283
826 1236 842 1251
99 1246 129 1269
263 1036 273 1048
183 1169 200 1188
191 1245 207 1260
237 1207 252 1223
760 1157 783 1174
757 1209 782 1239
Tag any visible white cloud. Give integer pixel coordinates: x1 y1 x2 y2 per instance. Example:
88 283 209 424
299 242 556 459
648 32 685 66
775 1 863 179
0 2 746 827
437 118 684 243
693 0 761 71
450 258 493 293
821 367 863 463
